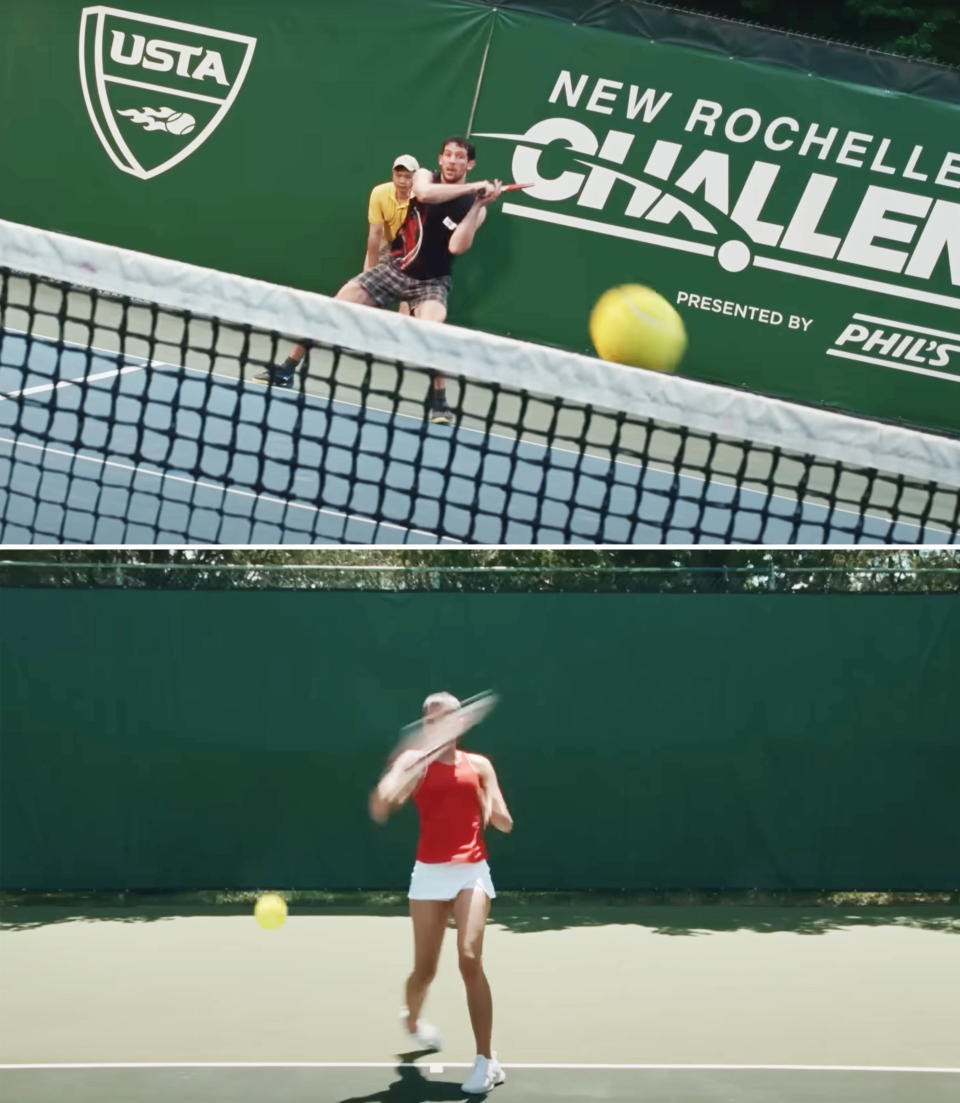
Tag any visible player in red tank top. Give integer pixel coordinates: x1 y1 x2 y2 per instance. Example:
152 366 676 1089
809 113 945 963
414 749 489 864
370 691 513 1094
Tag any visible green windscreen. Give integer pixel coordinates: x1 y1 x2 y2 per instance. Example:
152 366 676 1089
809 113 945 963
1 589 956 890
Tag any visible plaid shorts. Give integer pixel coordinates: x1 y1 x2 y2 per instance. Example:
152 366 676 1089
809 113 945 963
356 260 452 308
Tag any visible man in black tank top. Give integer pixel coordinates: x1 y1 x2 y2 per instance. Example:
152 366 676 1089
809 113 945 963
394 180 475 282
264 137 502 424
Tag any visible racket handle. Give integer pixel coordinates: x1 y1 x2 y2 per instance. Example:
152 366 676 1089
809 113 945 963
478 182 531 200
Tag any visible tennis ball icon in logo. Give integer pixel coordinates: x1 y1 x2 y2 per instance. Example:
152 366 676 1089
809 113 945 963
589 285 688 373
254 893 288 930
117 107 196 135
166 112 195 136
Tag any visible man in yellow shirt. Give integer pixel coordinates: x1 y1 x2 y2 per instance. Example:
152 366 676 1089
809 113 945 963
257 154 420 386
365 154 419 279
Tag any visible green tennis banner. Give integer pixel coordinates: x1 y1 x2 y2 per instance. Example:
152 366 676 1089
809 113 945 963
464 9 960 432
0 0 490 301
0 0 958 430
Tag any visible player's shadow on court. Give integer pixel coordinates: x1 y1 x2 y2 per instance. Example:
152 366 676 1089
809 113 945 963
334 1058 469 1102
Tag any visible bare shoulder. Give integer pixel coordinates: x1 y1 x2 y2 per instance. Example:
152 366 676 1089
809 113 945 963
411 167 434 190
467 751 494 774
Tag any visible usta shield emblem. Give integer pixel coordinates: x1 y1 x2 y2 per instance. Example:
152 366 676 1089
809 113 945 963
79 6 256 179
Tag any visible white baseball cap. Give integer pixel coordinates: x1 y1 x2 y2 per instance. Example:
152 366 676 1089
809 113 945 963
393 154 419 172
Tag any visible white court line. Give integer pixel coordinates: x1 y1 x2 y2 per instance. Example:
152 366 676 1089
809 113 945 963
0 437 461 543
503 1064 960 1073
1 330 941 539
3 332 737 497
174 369 953 540
0 364 144 400
4 328 606 469
5 326 675 474
0 1061 956 1073
1 337 943 542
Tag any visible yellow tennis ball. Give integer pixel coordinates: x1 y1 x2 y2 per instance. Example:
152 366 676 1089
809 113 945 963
589 285 687 372
254 893 288 930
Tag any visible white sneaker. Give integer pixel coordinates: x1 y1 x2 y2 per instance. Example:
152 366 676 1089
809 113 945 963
399 1008 442 1051
461 1053 505 1094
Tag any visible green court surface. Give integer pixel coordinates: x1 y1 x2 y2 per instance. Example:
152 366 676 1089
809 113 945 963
2 899 957 1101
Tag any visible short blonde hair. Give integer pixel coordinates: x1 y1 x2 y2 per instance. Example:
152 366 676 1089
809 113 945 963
422 691 460 716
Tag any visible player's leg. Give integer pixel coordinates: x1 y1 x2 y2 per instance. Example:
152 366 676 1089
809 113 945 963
404 898 452 1047
257 271 386 386
411 286 451 423
278 342 307 379
336 279 377 305
412 299 447 324
453 885 492 1055
256 339 306 387
454 884 505 1093
258 282 374 387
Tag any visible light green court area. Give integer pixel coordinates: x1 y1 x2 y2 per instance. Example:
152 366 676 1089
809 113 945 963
2 902 957 1101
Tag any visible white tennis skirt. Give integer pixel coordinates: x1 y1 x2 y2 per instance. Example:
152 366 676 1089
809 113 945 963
408 860 496 901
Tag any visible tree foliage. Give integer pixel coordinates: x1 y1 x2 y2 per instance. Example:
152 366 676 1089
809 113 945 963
0 549 957 593
682 0 959 65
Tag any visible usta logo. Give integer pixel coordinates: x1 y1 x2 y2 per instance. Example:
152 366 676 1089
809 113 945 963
108 30 229 84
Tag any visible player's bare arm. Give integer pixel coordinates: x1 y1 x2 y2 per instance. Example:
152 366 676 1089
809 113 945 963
448 205 487 256
469 753 513 833
364 222 384 271
449 184 501 255
412 167 489 205
369 749 425 822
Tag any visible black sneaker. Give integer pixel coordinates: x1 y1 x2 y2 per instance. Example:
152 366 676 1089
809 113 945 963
428 394 453 425
253 367 293 388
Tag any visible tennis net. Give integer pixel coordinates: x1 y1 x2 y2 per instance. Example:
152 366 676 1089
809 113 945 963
2 218 959 545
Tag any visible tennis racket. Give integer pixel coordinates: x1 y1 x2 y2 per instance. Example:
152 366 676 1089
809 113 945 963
391 690 499 775
479 182 531 200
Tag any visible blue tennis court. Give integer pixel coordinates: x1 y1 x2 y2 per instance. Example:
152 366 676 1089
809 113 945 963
0 335 941 544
